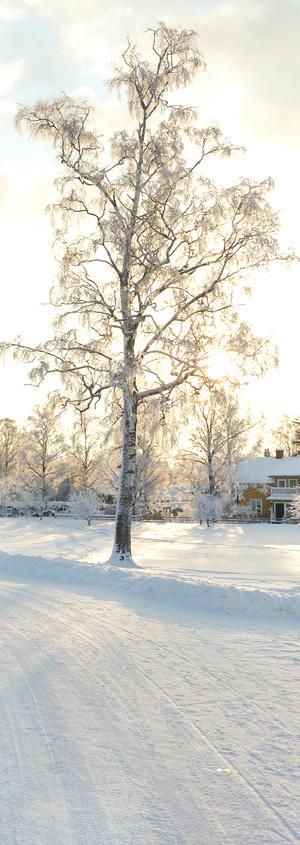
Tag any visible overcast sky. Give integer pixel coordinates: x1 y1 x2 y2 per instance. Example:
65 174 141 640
1 0 300 427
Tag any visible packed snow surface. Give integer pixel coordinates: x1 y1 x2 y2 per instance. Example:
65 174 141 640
0 518 299 617
0 518 299 843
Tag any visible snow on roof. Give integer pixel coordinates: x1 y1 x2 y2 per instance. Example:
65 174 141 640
269 457 300 476
236 456 300 484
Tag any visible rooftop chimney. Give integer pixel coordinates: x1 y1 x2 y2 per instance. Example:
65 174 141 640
275 449 284 459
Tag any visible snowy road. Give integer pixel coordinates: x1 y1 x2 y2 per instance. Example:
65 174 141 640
0 576 299 845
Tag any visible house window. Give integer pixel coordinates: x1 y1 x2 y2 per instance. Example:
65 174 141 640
289 479 297 487
278 479 285 487
250 498 262 514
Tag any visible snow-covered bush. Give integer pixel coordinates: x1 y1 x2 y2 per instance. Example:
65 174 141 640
196 490 237 526
197 492 219 526
289 497 300 522
0 478 12 514
68 489 100 526
0 478 26 516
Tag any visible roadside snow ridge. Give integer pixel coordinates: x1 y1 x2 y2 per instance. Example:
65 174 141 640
0 552 299 618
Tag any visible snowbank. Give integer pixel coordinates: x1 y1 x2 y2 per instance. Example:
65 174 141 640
0 550 299 619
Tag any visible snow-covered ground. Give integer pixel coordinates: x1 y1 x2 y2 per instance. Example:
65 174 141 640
0 517 299 614
0 519 299 843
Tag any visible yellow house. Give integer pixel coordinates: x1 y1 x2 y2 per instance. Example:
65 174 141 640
236 452 300 521
268 454 300 521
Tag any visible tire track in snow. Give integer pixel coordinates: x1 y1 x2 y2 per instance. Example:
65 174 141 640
0 638 75 844
132 661 300 845
2 582 298 844
10 586 298 845
5 581 299 813
60 607 300 844
21 584 298 743
4 580 298 767
1 619 118 845
53 604 299 845
5 605 235 845
24 588 300 842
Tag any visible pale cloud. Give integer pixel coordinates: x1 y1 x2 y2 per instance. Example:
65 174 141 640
0 1 24 21
70 85 130 134
0 98 15 120
184 0 300 144
0 59 24 97
21 0 117 22
0 220 53 338
0 172 10 209
61 6 134 79
0 155 57 344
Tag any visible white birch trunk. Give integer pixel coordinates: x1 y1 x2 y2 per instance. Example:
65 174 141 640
113 388 137 563
111 301 138 564
207 455 215 495
110 113 145 564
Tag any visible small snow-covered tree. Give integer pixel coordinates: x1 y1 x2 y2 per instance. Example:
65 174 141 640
4 22 285 562
196 491 220 527
69 488 100 526
290 496 300 522
0 477 21 515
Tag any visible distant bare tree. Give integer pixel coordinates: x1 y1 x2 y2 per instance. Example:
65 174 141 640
272 415 300 456
180 387 253 495
0 418 21 479
22 395 65 507
67 413 102 491
292 418 300 454
100 399 171 509
6 22 284 561
134 402 171 510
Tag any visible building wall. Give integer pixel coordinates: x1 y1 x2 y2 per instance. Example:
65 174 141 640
239 485 271 518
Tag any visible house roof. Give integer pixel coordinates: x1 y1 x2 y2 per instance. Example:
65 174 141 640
236 456 300 484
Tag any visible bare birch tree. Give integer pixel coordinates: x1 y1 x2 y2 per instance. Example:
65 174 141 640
5 23 283 562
